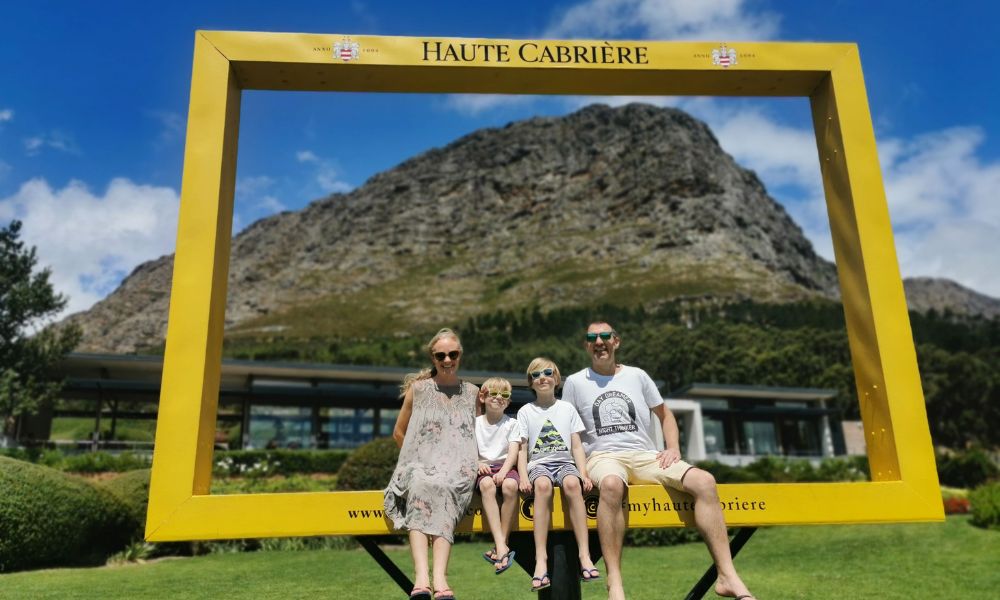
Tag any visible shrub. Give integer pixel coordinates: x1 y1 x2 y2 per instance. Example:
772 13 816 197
943 496 970 515
0 456 137 572
63 451 152 473
624 527 702 547
969 481 1000 530
213 449 350 477
335 437 399 491
101 469 152 526
937 448 999 489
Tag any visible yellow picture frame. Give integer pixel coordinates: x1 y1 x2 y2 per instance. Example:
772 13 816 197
146 31 942 542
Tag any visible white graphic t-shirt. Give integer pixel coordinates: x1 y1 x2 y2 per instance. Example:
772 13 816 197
475 414 522 466
562 365 664 454
516 400 584 468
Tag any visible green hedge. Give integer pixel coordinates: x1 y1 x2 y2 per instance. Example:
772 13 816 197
335 437 399 491
969 481 1000 530
101 469 152 527
0 457 138 572
937 448 999 489
697 456 870 484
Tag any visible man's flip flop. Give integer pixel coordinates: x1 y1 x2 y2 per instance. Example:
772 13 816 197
580 567 601 582
409 587 432 600
494 550 516 575
530 573 551 592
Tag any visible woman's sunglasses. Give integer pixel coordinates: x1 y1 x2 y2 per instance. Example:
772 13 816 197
433 350 462 362
529 368 555 380
585 331 615 343
486 389 512 400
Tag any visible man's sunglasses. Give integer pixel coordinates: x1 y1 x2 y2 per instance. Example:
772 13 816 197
433 350 462 362
529 368 555 380
487 389 512 400
585 331 615 343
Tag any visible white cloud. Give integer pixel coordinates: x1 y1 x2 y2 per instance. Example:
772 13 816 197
703 108 1000 298
545 0 780 40
24 131 79 156
296 149 353 194
0 108 12 123
0 160 10 181
0 177 180 318
443 0 780 116
146 110 186 145
443 94 540 117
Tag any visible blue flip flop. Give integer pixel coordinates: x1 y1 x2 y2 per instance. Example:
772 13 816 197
494 550 516 575
530 573 551 592
580 567 601 582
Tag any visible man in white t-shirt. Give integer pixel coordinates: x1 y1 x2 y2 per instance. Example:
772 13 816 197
562 321 754 600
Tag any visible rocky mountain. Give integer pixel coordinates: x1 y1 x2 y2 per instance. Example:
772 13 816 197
903 277 1000 319
64 103 989 354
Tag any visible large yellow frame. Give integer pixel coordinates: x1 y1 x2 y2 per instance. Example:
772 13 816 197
146 31 942 542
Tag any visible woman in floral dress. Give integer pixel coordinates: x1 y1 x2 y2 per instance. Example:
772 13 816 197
384 328 478 600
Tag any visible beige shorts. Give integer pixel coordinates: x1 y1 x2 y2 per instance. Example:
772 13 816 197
587 450 694 491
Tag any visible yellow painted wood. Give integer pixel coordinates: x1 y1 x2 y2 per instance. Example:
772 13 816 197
145 31 943 542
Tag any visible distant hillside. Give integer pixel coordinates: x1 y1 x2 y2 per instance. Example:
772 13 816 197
62 103 994 353
903 277 1000 319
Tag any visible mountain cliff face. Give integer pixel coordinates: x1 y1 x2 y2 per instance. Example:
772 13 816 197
66 103 990 354
903 277 1000 319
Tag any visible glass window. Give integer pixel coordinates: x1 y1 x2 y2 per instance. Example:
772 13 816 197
248 405 312 449
779 418 822 456
703 416 727 454
742 421 779 455
319 408 374 449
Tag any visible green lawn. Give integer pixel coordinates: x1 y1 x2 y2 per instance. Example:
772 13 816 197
2 517 996 599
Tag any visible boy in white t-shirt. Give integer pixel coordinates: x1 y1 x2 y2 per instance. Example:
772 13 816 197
516 358 600 592
474 377 521 575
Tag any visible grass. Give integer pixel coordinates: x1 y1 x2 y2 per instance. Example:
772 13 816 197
1 517 996 599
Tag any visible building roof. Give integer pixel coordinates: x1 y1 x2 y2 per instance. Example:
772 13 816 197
670 382 837 402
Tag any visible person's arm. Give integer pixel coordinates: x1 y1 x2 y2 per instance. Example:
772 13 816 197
494 441 520 484
570 432 593 493
517 440 532 493
651 403 681 467
392 387 415 448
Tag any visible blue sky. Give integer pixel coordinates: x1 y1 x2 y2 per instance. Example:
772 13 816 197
1 0 998 317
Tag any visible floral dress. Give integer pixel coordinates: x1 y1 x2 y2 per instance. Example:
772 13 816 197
383 378 478 543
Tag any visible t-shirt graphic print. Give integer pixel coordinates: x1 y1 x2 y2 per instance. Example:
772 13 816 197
533 419 570 456
593 390 638 436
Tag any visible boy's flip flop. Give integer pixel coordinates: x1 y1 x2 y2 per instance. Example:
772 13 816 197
530 573 551 592
494 550 516 575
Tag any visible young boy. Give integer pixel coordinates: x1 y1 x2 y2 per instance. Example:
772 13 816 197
517 358 600 592
474 377 521 574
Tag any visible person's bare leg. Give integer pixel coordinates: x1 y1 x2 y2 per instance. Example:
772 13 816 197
498 478 520 567
532 477 553 588
597 476 627 600
562 476 597 573
682 469 753 599
431 535 453 595
479 476 509 568
409 530 431 590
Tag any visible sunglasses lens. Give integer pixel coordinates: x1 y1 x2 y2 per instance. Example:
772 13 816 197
449 351 461 360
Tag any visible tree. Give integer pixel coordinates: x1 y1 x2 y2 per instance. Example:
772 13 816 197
0 220 81 445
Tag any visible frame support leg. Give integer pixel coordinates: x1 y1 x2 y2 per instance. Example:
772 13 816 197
684 527 757 600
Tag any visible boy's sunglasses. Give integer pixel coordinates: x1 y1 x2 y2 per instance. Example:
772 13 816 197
585 331 615 343
487 389 512 399
433 350 462 361
529 368 555 380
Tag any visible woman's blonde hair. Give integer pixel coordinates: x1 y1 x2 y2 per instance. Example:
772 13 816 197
399 328 463 396
526 356 561 388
